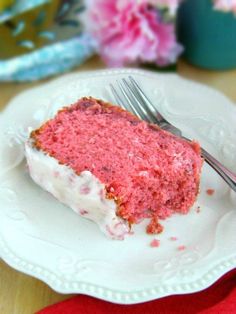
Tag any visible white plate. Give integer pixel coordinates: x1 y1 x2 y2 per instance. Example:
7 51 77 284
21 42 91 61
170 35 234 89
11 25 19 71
0 69 236 304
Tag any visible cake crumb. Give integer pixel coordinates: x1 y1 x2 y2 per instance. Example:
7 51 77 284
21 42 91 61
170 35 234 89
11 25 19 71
196 206 201 213
169 236 178 241
206 189 215 196
79 209 88 215
146 218 164 234
177 245 186 251
150 239 160 248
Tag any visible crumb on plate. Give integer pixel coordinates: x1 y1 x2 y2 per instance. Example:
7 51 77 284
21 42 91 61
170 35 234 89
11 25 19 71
206 189 215 196
146 218 164 234
169 236 178 241
150 239 160 248
196 206 201 213
177 245 186 251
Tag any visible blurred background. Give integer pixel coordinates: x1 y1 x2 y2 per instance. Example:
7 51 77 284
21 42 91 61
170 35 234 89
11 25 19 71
0 0 236 82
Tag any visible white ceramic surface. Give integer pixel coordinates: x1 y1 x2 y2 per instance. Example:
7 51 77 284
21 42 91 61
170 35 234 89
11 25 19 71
0 69 236 304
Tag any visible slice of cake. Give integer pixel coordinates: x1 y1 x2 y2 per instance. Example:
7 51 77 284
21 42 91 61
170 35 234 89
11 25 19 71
25 97 202 240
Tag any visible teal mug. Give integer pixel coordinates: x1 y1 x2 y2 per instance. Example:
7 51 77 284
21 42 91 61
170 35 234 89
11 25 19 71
177 0 236 70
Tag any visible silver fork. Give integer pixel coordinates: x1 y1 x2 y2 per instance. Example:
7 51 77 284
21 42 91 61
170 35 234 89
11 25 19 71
110 76 236 192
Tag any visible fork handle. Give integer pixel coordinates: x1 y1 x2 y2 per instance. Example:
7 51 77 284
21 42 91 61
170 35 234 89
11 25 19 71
201 148 236 192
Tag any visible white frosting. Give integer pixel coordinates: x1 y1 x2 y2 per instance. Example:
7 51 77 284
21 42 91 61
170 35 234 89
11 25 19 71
25 141 129 240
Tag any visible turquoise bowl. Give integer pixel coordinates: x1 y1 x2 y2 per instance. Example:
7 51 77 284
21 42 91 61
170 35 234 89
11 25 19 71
177 0 236 70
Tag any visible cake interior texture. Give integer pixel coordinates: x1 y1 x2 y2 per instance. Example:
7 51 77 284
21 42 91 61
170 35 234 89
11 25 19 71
31 97 202 227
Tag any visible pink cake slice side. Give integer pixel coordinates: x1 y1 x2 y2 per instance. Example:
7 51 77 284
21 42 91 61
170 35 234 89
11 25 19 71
26 97 202 239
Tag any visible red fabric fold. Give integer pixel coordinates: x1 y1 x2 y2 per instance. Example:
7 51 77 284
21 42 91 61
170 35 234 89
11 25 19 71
38 269 236 314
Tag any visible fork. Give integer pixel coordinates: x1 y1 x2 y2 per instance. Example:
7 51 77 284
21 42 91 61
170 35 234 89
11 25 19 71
110 76 236 192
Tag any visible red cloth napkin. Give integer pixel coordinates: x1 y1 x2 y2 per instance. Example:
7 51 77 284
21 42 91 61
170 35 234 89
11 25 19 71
38 269 236 314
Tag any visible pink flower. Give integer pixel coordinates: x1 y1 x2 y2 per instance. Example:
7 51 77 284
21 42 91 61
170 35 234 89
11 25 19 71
87 0 182 67
213 0 236 13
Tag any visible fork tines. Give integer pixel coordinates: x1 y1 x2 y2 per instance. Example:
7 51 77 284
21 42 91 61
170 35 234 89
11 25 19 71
110 76 157 123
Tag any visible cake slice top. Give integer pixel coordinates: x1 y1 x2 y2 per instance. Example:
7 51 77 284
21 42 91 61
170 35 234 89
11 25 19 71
31 97 202 223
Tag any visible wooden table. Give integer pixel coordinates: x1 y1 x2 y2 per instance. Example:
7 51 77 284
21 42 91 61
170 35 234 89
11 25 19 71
0 56 236 314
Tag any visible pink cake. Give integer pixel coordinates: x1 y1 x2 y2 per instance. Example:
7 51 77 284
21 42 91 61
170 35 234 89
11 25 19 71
25 97 202 240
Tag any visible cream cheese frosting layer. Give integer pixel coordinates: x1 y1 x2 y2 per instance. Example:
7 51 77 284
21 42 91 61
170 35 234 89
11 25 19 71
25 141 129 240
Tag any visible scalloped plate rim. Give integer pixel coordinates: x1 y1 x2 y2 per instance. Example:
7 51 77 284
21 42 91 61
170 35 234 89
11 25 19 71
0 237 235 304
